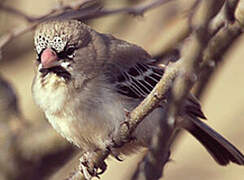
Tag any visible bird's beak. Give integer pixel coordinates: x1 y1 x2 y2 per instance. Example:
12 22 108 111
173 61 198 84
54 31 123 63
40 48 59 68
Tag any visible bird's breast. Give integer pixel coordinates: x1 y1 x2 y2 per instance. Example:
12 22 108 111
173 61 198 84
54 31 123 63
32 73 120 151
32 72 69 114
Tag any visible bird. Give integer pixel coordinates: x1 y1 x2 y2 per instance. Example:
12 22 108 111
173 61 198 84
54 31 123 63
32 19 244 178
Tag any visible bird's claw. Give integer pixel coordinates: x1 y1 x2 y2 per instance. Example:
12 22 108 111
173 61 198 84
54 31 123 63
123 108 130 118
79 152 107 180
114 155 124 162
96 160 107 175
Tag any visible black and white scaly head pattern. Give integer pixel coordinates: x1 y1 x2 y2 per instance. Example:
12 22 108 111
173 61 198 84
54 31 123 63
34 20 93 80
34 20 89 56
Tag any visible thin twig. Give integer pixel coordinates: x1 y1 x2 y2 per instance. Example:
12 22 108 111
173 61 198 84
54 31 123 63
0 5 36 22
209 0 239 36
0 0 173 54
44 0 174 21
0 23 37 50
0 0 97 51
169 0 224 109
195 0 240 99
196 21 242 99
112 0 172 16
0 0 95 22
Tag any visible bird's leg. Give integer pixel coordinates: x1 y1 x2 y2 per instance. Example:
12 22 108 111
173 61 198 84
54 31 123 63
109 108 136 149
105 110 138 162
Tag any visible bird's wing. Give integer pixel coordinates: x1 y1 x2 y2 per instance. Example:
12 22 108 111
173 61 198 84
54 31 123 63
101 34 165 99
111 58 207 120
104 35 206 119
113 60 165 99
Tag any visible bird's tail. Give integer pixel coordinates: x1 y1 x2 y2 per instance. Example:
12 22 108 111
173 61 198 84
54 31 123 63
182 117 244 165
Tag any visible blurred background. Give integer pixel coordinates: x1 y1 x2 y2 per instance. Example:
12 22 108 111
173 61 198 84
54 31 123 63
0 0 244 179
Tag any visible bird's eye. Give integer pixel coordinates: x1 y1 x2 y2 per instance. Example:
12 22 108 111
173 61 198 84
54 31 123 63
66 46 76 56
57 45 76 60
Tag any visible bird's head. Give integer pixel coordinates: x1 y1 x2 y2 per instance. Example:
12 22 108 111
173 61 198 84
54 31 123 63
34 19 104 82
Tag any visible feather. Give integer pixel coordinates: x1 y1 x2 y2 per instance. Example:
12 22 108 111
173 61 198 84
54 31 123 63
115 61 164 98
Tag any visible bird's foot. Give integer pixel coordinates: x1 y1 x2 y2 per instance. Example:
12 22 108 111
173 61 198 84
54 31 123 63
79 151 107 180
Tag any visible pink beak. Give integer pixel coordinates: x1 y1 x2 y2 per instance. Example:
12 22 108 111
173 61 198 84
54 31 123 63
40 48 58 68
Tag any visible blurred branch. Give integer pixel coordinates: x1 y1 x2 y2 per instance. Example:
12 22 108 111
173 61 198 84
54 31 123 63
0 0 96 22
0 75 22 179
225 0 240 21
0 0 96 51
110 0 172 16
0 75 20 119
0 5 37 22
195 0 241 99
208 0 239 37
0 23 37 54
132 1 225 179
196 22 242 98
0 0 173 55
168 0 224 113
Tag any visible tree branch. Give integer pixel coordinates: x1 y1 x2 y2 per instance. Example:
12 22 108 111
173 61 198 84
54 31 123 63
0 0 173 53
195 0 241 99
131 1 225 179
0 5 36 22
